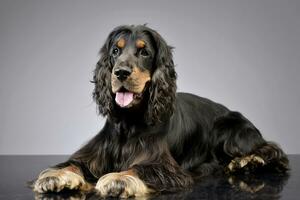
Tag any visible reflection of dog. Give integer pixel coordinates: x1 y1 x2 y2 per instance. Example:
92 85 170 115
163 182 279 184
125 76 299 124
33 25 289 198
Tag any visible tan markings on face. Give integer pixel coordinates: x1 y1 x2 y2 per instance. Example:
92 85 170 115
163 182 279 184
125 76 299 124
117 38 126 48
111 66 151 94
136 39 145 49
127 66 151 93
95 170 154 198
33 166 93 193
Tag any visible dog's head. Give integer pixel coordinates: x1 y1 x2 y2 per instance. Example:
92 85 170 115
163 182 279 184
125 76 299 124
93 25 176 124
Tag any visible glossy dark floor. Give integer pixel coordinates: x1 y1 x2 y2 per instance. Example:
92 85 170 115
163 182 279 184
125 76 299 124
0 155 299 200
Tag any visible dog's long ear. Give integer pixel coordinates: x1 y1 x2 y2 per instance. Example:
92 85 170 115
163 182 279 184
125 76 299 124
93 45 113 117
92 30 118 117
146 29 177 124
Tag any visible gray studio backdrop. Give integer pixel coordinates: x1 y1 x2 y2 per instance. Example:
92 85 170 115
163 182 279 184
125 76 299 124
0 0 299 154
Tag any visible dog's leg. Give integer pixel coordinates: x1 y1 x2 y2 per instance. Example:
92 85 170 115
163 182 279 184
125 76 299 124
226 141 289 173
226 143 289 173
131 157 194 192
33 165 92 193
95 151 193 198
250 142 289 172
212 112 289 174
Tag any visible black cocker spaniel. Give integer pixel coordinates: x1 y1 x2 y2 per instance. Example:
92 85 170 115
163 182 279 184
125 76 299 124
33 25 289 198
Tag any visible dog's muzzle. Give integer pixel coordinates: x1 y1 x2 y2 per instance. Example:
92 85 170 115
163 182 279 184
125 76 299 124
114 66 132 82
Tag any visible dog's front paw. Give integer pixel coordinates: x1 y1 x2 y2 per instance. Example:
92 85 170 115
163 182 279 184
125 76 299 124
227 154 265 172
95 171 152 198
33 168 89 193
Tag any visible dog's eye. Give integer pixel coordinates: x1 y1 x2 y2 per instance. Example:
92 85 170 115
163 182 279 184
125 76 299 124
140 49 149 57
112 47 120 57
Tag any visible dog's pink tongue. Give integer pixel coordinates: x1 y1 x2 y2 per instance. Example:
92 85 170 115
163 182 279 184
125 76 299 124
115 92 134 107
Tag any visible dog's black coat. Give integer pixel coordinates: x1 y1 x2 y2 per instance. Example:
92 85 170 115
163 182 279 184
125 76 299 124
55 25 289 193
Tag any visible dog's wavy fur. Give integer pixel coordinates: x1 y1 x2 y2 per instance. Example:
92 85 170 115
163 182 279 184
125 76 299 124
33 25 289 197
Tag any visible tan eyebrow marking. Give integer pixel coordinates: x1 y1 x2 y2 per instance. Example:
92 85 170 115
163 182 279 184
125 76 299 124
117 38 126 48
136 39 145 48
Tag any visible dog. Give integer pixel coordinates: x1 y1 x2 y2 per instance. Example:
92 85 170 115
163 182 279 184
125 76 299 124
33 25 289 198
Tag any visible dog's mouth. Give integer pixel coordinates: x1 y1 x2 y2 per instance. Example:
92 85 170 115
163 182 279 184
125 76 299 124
115 87 143 108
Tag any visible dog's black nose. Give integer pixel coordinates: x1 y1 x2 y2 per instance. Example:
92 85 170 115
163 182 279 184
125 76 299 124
114 66 132 81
